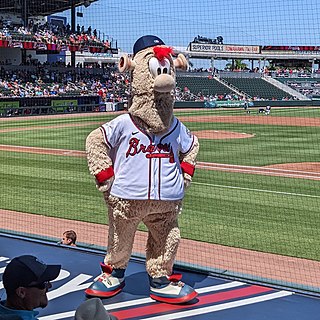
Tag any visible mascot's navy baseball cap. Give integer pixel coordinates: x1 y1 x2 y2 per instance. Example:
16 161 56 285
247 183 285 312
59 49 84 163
133 35 165 56
3 255 61 291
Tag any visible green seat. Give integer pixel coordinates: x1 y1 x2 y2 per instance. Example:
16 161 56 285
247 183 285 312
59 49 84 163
176 76 230 96
223 77 293 100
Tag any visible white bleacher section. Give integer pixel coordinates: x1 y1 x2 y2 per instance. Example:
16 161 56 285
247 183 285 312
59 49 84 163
262 75 310 100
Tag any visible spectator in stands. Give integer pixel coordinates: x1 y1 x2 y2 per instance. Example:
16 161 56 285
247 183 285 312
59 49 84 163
0 62 131 102
0 255 61 320
60 230 77 246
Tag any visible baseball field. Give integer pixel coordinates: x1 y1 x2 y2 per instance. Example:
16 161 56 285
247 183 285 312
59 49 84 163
1 106 320 293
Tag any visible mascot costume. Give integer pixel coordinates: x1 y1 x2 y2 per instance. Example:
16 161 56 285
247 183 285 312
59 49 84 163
85 35 199 304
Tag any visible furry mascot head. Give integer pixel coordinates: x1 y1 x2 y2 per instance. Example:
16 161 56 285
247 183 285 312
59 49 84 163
85 35 199 304
118 35 188 134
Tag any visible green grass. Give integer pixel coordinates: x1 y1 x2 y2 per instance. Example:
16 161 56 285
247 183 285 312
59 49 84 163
0 109 320 262
174 106 320 117
0 114 109 129
2 119 319 166
183 170 320 260
0 152 107 223
193 123 320 165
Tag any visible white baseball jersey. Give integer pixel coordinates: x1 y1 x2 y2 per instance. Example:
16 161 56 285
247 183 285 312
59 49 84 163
100 113 195 200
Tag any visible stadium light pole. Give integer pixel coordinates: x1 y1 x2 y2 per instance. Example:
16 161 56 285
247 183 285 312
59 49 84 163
70 0 76 67
20 0 28 27
210 57 215 76
20 0 28 64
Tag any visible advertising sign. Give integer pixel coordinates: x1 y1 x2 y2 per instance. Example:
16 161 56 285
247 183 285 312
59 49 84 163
190 43 260 54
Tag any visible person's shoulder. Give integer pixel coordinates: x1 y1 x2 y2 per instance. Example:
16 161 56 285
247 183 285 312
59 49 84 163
0 301 23 319
0 315 23 319
0 301 10 314
0 301 37 320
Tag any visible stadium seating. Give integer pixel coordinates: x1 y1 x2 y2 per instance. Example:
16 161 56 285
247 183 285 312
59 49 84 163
222 77 293 100
176 76 231 96
277 77 320 98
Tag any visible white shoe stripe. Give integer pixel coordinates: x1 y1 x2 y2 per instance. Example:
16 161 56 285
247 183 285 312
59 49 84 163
150 284 183 295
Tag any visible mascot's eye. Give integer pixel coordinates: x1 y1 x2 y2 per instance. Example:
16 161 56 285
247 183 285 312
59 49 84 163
149 57 171 78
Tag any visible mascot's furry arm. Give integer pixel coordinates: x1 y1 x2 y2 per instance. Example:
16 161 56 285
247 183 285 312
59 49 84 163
86 128 114 193
180 135 199 188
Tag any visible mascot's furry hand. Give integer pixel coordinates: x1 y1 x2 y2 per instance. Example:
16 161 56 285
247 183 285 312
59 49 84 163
184 173 192 190
95 176 114 193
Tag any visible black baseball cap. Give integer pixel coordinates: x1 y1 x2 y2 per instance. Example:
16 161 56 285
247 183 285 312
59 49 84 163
3 255 61 291
133 35 165 56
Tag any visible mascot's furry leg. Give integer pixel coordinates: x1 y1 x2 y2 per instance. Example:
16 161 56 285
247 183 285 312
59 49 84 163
85 197 197 303
85 195 138 297
144 200 197 304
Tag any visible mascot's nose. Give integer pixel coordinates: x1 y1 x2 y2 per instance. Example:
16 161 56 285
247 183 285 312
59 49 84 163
154 74 175 93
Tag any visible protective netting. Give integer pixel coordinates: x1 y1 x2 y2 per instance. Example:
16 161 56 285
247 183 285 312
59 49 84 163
0 0 319 296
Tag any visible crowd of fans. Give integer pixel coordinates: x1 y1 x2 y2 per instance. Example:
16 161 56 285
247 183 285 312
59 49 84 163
285 79 320 97
268 67 314 77
266 67 320 97
0 63 312 103
0 16 316 102
1 64 249 103
0 58 318 107
188 65 317 76
0 17 111 51
0 63 129 103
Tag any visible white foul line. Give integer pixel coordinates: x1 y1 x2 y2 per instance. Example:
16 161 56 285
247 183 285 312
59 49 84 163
198 162 320 175
193 182 320 199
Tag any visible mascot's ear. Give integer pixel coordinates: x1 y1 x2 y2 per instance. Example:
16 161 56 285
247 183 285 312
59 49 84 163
174 53 188 70
118 54 136 72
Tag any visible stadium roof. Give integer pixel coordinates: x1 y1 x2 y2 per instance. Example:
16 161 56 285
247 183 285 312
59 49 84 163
0 0 97 17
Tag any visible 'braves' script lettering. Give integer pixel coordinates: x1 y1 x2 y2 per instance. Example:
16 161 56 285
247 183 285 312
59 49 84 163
126 138 173 161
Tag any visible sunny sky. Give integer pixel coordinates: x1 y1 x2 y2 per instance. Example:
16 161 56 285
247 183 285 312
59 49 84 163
59 0 320 68
60 0 320 50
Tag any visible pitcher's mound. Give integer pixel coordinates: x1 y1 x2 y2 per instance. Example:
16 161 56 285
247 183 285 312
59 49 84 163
194 130 254 139
265 162 320 172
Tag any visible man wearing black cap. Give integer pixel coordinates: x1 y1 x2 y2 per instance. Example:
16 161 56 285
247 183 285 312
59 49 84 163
0 255 61 320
